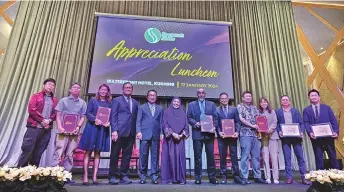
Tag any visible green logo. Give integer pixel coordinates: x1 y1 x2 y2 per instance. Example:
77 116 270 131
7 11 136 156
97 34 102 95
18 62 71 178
144 28 162 44
144 28 184 44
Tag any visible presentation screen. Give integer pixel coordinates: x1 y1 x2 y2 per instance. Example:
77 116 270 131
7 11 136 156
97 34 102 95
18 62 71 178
88 15 234 98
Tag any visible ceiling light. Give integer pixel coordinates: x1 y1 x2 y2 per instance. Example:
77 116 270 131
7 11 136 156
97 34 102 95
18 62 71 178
320 47 323 50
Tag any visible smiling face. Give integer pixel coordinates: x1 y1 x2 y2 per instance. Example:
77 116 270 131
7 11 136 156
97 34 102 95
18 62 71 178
219 94 229 106
260 99 268 110
147 91 157 104
309 92 320 104
123 83 133 96
98 86 109 98
172 98 181 109
281 96 291 108
242 92 252 104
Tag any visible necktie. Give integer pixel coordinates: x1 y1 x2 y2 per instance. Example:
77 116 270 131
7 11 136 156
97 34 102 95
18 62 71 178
200 101 205 115
224 106 228 116
150 104 155 116
315 105 319 120
126 97 132 113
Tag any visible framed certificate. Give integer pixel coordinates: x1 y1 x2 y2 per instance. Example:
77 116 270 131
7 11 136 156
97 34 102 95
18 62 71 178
311 123 333 138
96 107 111 124
201 115 215 133
63 114 78 134
256 116 268 132
222 119 235 137
281 123 301 137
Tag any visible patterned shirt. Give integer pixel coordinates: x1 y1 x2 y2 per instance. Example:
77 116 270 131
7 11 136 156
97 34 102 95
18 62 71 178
237 103 259 137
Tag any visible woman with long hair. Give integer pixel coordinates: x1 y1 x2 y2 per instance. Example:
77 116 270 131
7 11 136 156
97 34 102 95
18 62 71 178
79 84 112 185
258 97 279 184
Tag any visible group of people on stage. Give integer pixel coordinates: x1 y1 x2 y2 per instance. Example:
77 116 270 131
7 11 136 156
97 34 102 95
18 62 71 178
17 78 340 186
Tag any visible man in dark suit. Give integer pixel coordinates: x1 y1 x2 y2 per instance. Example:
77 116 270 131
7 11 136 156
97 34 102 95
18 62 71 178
109 82 139 185
276 95 310 185
303 89 339 170
187 88 219 184
136 90 163 184
216 92 243 184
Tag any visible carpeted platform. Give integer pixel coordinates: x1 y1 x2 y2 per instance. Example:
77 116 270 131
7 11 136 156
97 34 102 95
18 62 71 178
65 179 308 192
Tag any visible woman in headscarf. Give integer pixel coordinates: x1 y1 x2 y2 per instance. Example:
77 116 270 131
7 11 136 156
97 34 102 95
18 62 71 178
161 97 189 184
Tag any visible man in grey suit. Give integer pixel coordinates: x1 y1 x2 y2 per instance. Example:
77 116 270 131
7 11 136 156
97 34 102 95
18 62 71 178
187 88 219 184
136 90 164 184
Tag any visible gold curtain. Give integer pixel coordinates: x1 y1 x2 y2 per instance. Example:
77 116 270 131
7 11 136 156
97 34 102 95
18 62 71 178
0 1 313 170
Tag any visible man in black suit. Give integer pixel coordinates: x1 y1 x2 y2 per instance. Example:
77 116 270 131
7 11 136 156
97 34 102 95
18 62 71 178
187 88 219 184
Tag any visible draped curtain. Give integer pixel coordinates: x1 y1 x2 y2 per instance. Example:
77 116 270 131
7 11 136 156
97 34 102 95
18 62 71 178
0 1 314 170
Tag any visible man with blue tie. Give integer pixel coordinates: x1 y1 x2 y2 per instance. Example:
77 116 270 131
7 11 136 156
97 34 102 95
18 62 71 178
109 82 138 185
136 90 164 184
217 92 243 184
303 89 339 170
187 88 219 184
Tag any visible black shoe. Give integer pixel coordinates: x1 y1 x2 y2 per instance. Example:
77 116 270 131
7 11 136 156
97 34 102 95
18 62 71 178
234 176 244 184
140 180 146 184
121 176 132 184
152 180 159 184
82 182 89 186
242 178 251 185
109 177 119 185
66 179 75 184
209 178 219 184
195 180 201 184
255 178 268 184
221 176 227 184
92 180 99 185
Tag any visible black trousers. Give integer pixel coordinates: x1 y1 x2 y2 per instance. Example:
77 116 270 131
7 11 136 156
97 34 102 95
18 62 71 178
311 138 339 170
138 139 160 181
217 138 239 177
17 127 51 167
109 136 135 178
193 139 216 180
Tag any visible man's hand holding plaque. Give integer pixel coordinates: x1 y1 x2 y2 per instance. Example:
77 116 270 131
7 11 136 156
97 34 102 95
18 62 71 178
280 123 301 138
311 123 334 139
62 114 78 134
200 115 215 133
256 116 268 133
96 107 111 126
221 119 236 138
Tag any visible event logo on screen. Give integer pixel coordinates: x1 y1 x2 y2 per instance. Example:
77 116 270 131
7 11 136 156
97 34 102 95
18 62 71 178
144 28 184 43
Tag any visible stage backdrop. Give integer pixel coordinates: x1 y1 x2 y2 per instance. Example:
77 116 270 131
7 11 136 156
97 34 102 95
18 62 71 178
88 15 234 98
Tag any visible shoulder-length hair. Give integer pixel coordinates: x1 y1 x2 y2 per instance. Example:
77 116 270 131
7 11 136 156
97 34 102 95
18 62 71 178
96 84 112 102
258 97 272 114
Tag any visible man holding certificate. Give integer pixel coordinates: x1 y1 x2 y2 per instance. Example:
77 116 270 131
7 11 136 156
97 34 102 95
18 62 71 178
237 91 266 185
276 95 310 185
303 89 339 170
51 82 87 183
216 92 242 184
187 88 219 184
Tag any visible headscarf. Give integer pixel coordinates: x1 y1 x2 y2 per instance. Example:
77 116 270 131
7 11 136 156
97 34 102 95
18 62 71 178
163 97 187 134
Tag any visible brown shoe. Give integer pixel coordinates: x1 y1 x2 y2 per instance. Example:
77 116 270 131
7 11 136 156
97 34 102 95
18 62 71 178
301 178 311 185
286 178 293 184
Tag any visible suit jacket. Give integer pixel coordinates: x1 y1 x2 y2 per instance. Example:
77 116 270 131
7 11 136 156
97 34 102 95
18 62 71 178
187 100 218 140
110 95 138 137
136 103 163 140
216 106 240 137
303 104 339 135
275 107 305 137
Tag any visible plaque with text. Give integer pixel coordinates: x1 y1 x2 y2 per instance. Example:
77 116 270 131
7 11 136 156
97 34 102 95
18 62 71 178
256 116 268 132
201 115 215 133
222 119 235 137
96 107 111 124
63 114 78 134
281 123 301 137
312 123 333 138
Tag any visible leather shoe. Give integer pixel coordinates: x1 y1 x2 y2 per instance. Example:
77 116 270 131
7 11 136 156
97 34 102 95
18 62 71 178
194 180 201 184
286 178 293 184
109 177 119 185
152 180 159 184
221 176 227 184
255 178 267 184
140 180 146 184
302 178 311 185
209 178 219 184
234 176 244 184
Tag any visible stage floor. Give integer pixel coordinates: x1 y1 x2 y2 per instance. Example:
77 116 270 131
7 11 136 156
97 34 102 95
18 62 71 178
65 179 308 192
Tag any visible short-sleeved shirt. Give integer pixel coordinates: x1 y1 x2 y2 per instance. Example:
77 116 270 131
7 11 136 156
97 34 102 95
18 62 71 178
55 96 87 133
237 103 259 137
